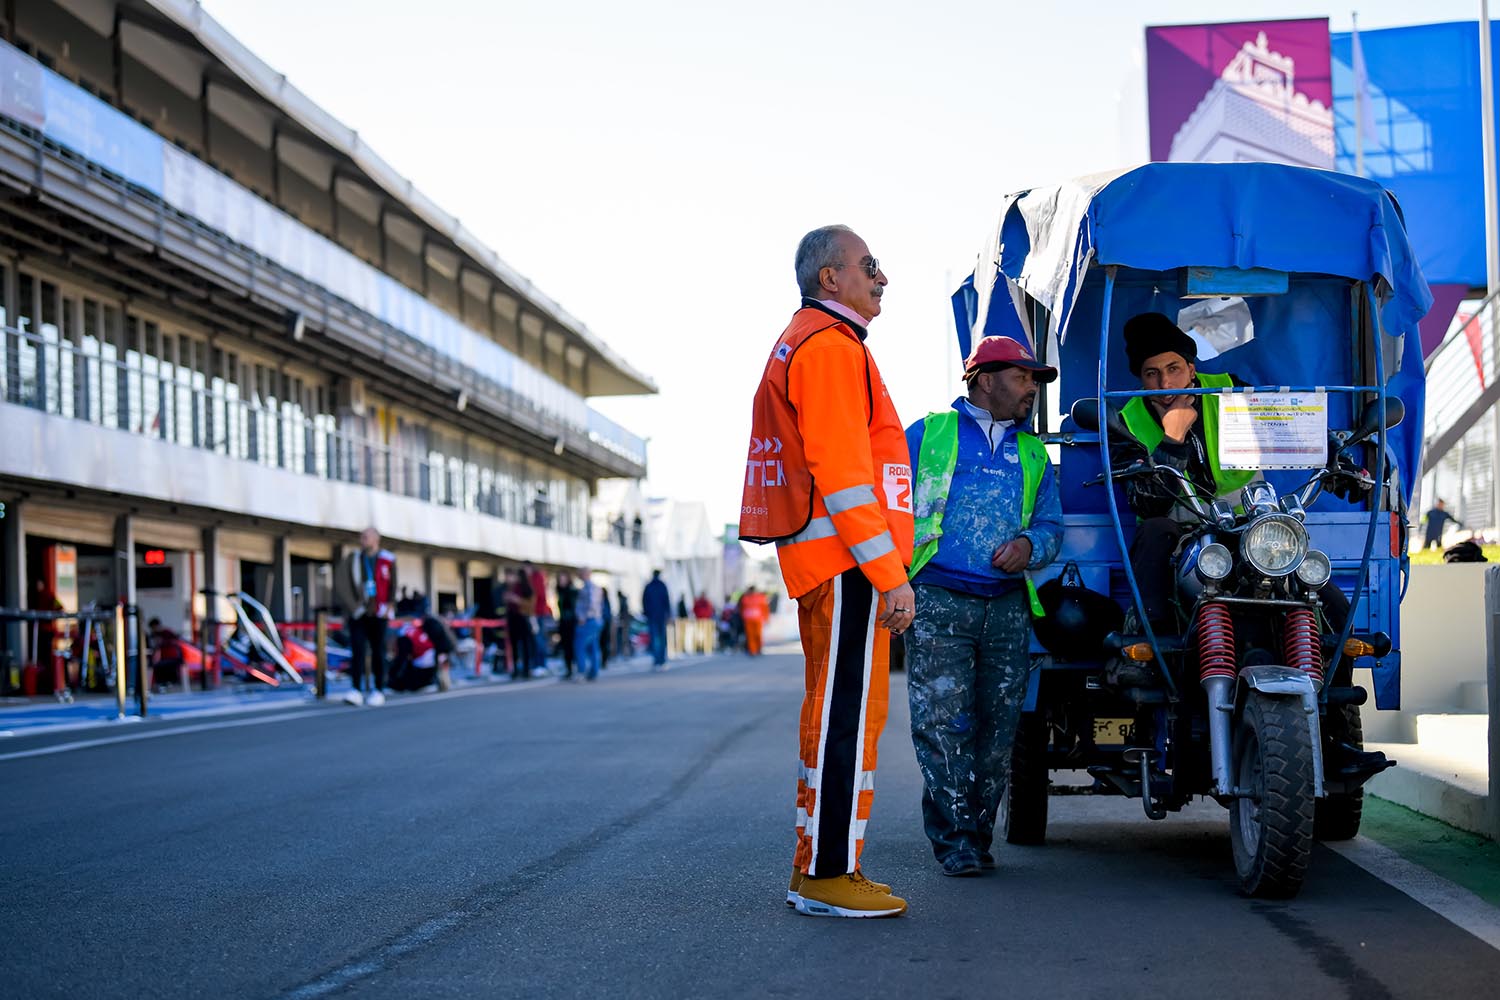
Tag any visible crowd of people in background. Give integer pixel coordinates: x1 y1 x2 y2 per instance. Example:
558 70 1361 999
308 526 783 706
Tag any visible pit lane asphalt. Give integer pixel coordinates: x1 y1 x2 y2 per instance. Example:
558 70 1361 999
4 651 1498 999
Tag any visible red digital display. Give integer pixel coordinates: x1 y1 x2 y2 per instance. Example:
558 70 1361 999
143 549 167 566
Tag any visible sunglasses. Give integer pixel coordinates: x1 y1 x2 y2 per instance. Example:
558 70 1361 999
836 257 880 279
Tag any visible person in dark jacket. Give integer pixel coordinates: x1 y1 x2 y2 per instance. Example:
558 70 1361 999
555 571 579 679
1423 499 1462 550
505 568 536 680
643 570 672 668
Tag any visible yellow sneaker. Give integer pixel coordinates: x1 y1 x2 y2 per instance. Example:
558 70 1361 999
794 873 907 918
787 868 891 906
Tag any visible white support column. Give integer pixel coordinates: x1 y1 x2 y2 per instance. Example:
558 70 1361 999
3 498 26 667
270 535 293 622
113 514 135 607
423 555 436 613
201 526 221 689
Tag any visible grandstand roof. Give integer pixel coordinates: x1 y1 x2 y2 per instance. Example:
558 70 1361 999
133 0 655 396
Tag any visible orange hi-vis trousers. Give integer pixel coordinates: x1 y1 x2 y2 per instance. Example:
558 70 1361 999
744 619 764 655
794 566 890 878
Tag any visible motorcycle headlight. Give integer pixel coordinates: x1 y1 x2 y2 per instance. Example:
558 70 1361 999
1242 514 1307 577
1197 542 1233 582
1296 550 1331 588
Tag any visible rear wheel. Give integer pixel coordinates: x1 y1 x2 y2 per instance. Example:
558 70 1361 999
1315 704 1365 841
1229 693 1315 898
1002 713 1050 845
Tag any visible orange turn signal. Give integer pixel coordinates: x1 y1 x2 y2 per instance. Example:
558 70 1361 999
1121 643 1155 662
1343 638 1375 658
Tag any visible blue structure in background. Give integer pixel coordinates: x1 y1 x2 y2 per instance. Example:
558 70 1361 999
1331 21 1493 291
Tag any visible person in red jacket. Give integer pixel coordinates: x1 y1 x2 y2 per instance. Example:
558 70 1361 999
740 224 914 919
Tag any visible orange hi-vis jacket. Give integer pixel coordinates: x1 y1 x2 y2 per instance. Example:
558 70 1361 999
740 300 914 599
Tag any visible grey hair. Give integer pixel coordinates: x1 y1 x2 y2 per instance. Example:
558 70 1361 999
794 225 854 297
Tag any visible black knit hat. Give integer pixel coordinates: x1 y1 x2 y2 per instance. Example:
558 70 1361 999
1124 312 1197 376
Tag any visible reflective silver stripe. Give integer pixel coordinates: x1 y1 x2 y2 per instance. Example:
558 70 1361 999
799 765 874 792
776 516 840 548
778 518 894 565
823 484 877 515
850 531 896 565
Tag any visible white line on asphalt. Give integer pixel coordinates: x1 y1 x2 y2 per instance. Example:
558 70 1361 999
0 709 331 761
0 653 726 763
1328 836 1500 952
0 678 553 762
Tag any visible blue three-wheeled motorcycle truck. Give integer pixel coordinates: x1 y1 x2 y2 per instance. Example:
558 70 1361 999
953 163 1431 898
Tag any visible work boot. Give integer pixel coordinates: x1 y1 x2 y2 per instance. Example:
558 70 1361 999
940 850 983 877
794 873 907 918
787 868 890 906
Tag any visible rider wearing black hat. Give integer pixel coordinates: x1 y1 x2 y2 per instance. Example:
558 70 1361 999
1111 313 1251 631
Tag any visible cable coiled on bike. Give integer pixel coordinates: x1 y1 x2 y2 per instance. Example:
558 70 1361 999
1283 607 1323 688
1195 601 1237 683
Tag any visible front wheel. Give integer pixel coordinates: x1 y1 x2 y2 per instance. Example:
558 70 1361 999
1229 693 1315 898
1002 713 1050 845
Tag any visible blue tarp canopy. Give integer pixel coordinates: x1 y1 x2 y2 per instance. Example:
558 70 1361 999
953 161 1434 509
957 161 1433 355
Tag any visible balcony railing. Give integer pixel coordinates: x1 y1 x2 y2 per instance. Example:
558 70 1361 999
0 38 647 469
1 325 625 543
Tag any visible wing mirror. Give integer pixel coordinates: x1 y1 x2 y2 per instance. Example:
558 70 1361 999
1349 397 1405 445
1070 397 1132 440
1070 398 1100 432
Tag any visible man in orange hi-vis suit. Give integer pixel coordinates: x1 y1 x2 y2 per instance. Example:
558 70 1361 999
738 586 770 655
740 224 915 919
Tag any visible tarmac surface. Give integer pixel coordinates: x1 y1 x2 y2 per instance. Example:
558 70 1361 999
4 649 1500 999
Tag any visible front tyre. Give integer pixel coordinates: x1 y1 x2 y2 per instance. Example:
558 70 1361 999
1229 693 1315 898
1002 712 1049 845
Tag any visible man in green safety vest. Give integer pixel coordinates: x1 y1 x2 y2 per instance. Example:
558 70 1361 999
1112 312 1250 634
903 335 1063 878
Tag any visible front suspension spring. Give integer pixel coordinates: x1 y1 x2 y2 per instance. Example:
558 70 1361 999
1195 601 1237 683
1283 607 1323 687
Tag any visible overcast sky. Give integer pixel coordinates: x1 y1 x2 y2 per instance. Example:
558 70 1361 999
204 0 1478 533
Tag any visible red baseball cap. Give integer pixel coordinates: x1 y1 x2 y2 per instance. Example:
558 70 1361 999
963 336 1058 383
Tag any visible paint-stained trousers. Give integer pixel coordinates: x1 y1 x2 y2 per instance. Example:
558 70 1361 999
906 584 1031 862
794 566 890 878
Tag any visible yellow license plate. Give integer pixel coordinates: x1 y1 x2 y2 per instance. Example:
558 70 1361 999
1092 717 1135 745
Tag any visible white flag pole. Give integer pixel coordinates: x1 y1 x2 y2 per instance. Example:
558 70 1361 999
1354 12 1366 177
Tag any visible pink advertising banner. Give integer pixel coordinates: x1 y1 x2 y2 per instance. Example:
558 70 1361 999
1146 18 1333 168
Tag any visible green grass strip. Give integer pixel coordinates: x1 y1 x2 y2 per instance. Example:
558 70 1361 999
1363 796 1500 907
1407 544 1499 565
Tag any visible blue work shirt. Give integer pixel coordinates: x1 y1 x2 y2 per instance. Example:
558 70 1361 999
905 398 1064 598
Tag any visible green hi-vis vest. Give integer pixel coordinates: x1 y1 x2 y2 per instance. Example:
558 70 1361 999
1119 371 1256 500
910 410 1048 617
